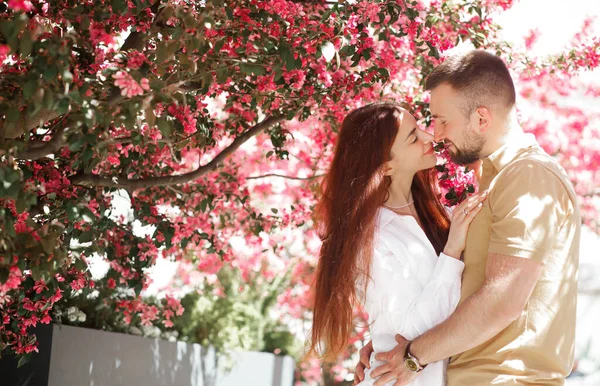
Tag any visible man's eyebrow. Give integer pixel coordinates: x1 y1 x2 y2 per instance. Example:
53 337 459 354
406 127 417 140
431 114 444 119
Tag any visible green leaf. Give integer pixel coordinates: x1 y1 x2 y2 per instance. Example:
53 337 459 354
56 98 70 115
112 0 127 14
428 47 440 60
19 30 33 56
17 353 32 368
156 42 168 62
445 191 457 200
273 66 283 81
40 237 57 254
42 89 54 109
43 66 58 81
81 147 94 164
80 16 90 31
362 49 371 61
149 78 164 91
4 217 15 237
239 63 265 76
145 106 156 128
181 238 190 249
157 117 172 137
270 208 278 214
216 67 228 83
15 196 34 214
78 231 94 243
134 281 143 296
201 71 213 91
6 107 20 122
293 57 302 70
68 136 84 152
0 268 9 284
213 39 225 53
66 205 80 222
280 46 295 71
22 79 37 99
69 89 82 104
377 68 390 82
30 264 42 281
0 20 15 42
286 109 297 120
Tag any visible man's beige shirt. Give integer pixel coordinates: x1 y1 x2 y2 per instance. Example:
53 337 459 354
446 134 581 386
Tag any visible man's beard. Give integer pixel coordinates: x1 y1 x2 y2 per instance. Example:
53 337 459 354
448 130 485 165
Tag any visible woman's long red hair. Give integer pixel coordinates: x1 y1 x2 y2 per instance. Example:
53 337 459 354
308 103 450 361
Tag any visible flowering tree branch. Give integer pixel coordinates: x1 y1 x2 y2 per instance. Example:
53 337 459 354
13 116 70 160
1 1 160 142
70 115 285 189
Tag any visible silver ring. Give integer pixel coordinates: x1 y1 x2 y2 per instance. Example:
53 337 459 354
463 208 469 215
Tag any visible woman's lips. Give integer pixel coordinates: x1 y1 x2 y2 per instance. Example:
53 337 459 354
424 145 434 155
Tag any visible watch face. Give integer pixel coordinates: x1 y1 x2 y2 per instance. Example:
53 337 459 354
405 358 419 372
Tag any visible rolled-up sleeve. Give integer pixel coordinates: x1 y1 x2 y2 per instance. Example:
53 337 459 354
487 161 570 262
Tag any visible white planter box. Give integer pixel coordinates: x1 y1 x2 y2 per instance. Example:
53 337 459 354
1 324 295 386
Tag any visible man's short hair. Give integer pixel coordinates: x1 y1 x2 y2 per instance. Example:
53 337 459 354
425 50 516 117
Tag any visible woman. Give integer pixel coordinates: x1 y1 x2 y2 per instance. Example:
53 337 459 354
308 103 485 386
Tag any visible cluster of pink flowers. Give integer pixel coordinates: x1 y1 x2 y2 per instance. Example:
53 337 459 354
127 51 148 69
0 272 64 357
115 295 184 328
166 103 198 134
89 21 117 47
0 265 22 295
435 145 477 206
113 71 150 98
161 295 184 327
7 0 33 12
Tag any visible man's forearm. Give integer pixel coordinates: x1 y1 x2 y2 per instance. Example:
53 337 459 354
409 281 517 365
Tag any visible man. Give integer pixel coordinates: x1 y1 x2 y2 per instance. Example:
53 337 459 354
354 50 581 385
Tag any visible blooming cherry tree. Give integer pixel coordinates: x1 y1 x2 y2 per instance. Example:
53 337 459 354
0 0 598 380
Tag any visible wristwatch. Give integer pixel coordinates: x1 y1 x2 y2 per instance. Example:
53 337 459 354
404 342 426 372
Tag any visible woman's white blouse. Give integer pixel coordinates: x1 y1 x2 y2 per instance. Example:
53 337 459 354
357 208 464 386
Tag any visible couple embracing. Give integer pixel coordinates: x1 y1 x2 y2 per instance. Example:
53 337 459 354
309 50 580 386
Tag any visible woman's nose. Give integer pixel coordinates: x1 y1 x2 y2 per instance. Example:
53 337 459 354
421 130 434 144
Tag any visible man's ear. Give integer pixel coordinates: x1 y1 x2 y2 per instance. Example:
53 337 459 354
475 107 491 133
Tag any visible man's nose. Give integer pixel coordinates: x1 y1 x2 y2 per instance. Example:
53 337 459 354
433 128 445 143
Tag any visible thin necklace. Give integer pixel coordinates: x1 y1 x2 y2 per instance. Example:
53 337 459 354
384 200 414 209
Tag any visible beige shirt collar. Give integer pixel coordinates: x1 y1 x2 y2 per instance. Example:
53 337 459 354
486 133 538 173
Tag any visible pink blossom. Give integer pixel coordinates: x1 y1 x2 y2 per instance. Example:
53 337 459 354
112 71 150 98
0 45 11 62
167 104 197 134
0 266 22 295
8 0 33 12
127 51 147 69
106 155 121 166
